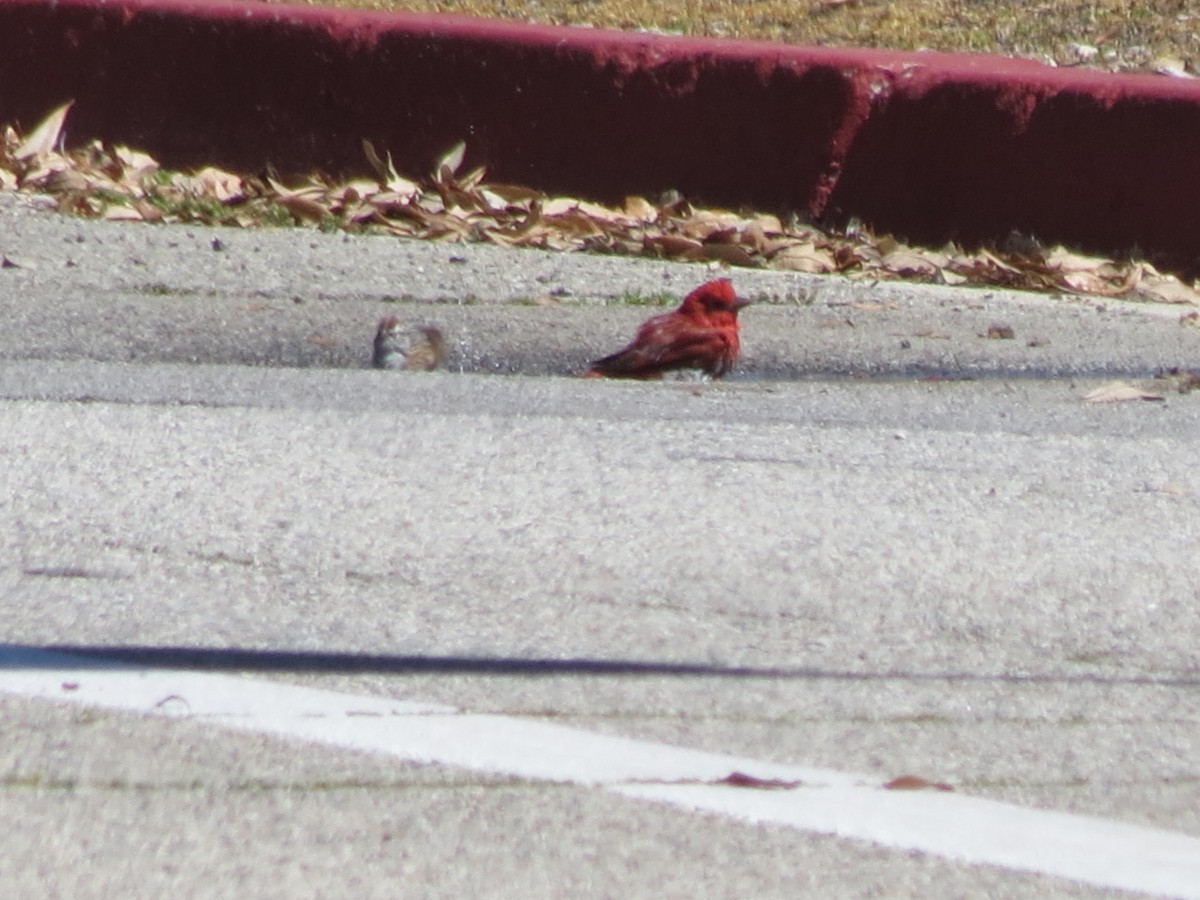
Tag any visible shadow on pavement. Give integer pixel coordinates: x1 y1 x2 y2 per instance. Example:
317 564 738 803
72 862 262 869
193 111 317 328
2 644 1198 688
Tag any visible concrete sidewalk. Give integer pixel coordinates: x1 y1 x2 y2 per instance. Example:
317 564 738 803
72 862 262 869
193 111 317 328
2 192 1199 381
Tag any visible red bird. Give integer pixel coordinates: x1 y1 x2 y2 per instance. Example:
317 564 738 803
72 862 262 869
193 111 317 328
585 278 751 380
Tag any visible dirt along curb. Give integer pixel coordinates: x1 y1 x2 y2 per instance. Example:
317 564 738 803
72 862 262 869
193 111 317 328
2 0 1200 276
2 190 1199 384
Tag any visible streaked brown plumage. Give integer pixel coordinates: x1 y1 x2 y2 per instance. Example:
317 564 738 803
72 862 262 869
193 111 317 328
372 317 447 371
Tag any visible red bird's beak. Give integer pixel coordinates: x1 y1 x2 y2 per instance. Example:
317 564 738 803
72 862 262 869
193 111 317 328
733 296 752 311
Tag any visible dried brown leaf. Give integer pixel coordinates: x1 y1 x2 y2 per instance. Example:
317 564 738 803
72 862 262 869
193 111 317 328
458 165 487 191
499 201 543 238
18 156 69 188
644 234 703 258
717 771 803 790
831 243 869 271
883 775 954 792
543 209 605 237
277 194 329 223
623 195 657 222
976 248 1024 274
339 179 381 202
576 199 632 225
176 167 245 203
362 139 419 195
1133 272 1200 305
679 210 744 240
14 100 74 162
657 192 692 218
362 138 388 183
110 146 159 192
434 140 466 183
382 221 417 238
738 220 770 254
702 226 742 245
483 183 544 205
41 168 92 193
541 196 584 217
56 193 102 217
439 182 488 214
1059 270 1131 294
685 242 760 267
114 145 158 174
773 241 836 273
387 174 420 198
1083 381 1165 403
133 200 164 222
1046 246 1116 273
343 202 386 225
882 247 944 278
948 253 1025 286
751 213 785 234
756 236 799 258
102 203 145 221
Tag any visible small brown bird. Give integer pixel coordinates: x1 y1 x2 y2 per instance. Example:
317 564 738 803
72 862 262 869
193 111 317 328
372 317 447 371
585 278 751 380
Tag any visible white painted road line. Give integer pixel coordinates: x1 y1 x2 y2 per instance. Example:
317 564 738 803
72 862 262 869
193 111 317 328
3 645 1199 899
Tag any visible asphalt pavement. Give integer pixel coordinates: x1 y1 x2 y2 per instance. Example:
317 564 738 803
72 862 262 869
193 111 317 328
3 191 1200 898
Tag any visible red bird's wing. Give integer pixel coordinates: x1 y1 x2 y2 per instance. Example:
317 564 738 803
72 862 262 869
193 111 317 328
589 314 739 378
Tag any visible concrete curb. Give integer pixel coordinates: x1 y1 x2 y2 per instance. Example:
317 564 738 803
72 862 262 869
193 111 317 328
2 0 1200 273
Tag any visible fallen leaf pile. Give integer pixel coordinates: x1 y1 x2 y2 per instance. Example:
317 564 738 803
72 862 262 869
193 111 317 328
4 101 1199 305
